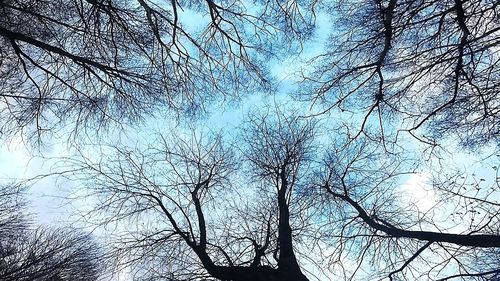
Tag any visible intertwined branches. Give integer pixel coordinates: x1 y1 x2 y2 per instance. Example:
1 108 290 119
0 184 106 281
0 0 315 140
305 0 499 148
60 109 500 280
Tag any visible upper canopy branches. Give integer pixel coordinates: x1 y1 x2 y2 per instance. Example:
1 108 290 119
305 0 499 148
0 0 315 140
61 107 499 280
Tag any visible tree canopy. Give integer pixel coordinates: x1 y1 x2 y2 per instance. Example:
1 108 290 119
0 184 106 281
60 107 499 280
0 0 313 139
304 0 499 148
0 0 498 280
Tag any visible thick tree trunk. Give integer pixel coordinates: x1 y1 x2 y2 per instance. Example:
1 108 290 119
210 265 309 281
277 192 308 281
194 245 309 281
276 171 308 281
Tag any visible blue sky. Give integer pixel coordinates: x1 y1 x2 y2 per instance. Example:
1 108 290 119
0 2 498 280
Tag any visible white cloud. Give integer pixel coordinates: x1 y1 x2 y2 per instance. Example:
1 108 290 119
398 172 436 213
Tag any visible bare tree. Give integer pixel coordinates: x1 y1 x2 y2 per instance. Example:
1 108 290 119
65 110 319 280
310 128 500 280
304 0 499 148
65 109 499 280
0 0 315 140
0 184 28 239
0 184 106 281
3 0 499 280
0 227 106 281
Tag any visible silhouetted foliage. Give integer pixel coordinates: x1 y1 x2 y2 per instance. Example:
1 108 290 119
66 110 315 280
1 0 499 280
0 184 28 238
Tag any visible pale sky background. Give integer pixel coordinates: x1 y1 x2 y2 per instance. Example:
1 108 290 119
0 4 498 281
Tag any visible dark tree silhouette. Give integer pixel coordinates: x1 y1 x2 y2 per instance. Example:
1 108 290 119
65 109 499 280
304 0 499 148
0 185 28 240
65 110 317 280
0 0 314 140
0 228 105 281
2 0 498 280
313 134 500 279
0 184 106 281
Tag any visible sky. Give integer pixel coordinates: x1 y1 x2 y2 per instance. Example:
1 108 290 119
0 78 496 280
0 2 498 280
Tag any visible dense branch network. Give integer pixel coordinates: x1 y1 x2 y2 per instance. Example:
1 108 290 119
64 109 499 280
1 0 498 280
0 0 314 140
305 0 499 148
0 184 105 281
